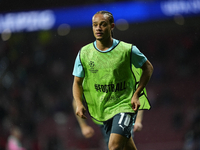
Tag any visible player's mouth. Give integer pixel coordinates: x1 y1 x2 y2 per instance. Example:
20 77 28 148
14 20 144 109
96 33 103 36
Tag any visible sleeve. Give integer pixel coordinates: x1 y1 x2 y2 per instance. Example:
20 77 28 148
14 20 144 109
72 51 85 78
131 46 147 68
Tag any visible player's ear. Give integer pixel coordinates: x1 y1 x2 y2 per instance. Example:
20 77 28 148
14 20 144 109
111 23 115 30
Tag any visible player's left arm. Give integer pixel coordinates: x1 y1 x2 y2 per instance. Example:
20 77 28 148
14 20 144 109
131 60 153 111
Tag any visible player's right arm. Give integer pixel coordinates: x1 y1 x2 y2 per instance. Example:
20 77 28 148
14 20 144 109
72 99 95 138
73 76 87 119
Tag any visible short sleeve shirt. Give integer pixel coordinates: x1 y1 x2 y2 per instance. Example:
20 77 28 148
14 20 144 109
73 39 147 77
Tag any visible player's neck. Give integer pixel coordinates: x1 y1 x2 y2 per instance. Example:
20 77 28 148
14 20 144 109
96 37 113 51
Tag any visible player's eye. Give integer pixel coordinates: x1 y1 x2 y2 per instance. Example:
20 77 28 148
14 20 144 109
101 22 107 27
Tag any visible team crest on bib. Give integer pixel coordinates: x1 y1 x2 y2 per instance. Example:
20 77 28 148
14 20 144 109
88 61 98 73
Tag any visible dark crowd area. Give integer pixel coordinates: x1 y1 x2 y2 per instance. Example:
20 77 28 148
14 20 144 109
0 0 163 13
0 16 200 150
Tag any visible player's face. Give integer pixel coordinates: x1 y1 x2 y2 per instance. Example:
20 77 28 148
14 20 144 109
92 14 114 41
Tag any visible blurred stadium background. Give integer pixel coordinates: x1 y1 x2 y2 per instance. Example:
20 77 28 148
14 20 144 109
0 0 200 150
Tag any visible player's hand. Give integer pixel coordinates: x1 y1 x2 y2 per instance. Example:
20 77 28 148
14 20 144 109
76 104 87 119
133 122 143 132
81 125 95 138
131 94 140 111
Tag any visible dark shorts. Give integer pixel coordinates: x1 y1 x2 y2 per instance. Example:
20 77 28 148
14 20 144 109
103 112 137 139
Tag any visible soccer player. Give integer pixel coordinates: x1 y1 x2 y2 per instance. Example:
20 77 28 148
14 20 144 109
72 10 153 150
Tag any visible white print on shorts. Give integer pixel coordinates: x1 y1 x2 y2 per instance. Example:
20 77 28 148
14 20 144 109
118 113 131 130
